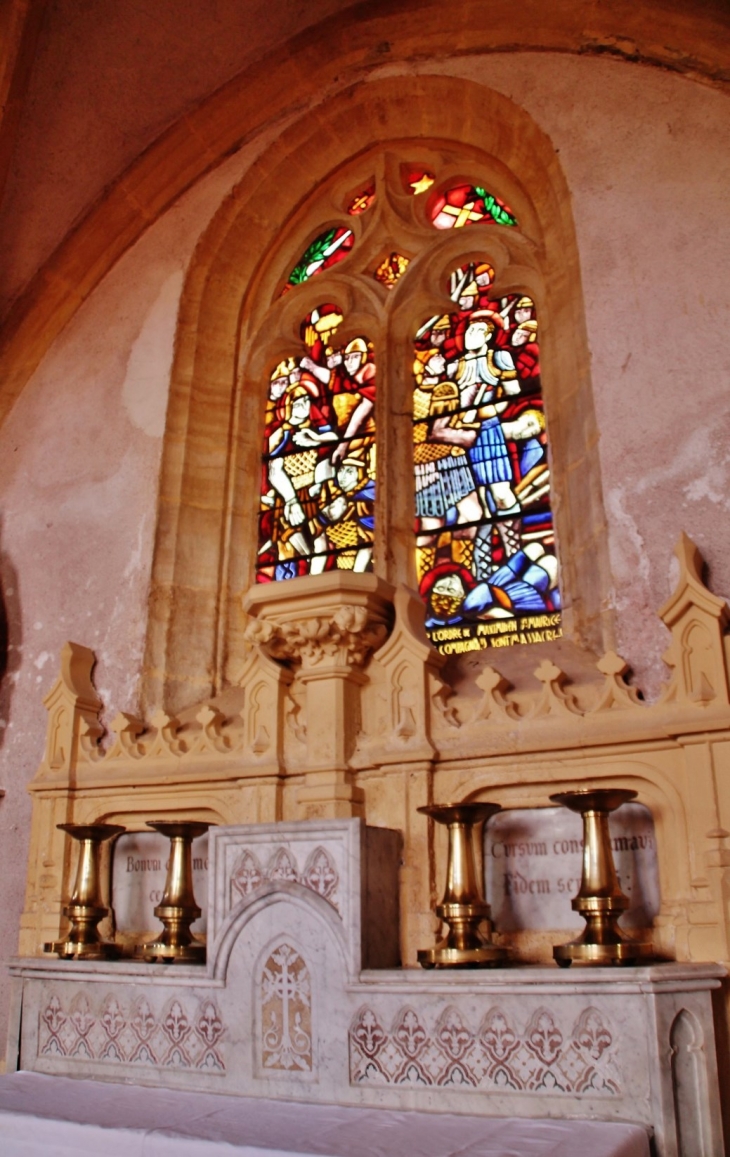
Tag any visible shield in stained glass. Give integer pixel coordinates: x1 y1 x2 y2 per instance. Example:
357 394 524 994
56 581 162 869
431 185 517 230
413 262 561 655
257 304 376 582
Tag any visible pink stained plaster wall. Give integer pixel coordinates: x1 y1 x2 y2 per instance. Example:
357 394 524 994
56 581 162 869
0 52 728 1057
0 136 280 1059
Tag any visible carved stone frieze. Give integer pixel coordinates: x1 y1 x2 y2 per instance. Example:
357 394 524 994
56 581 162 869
349 1002 621 1095
38 989 225 1072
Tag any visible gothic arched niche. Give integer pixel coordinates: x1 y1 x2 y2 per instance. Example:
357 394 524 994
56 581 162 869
143 75 608 715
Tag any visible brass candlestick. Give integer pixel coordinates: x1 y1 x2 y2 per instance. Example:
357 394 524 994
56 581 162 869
137 820 210 963
418 802 507 968
551 788 653 967
45 823 124 960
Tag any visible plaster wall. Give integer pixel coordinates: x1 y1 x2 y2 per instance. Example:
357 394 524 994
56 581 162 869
0 53 729 1056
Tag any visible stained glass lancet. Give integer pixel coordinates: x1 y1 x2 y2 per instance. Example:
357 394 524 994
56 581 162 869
257 304 376 581
413 262 561 654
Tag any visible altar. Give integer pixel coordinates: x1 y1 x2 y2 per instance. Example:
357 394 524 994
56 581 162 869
6 819 726 1156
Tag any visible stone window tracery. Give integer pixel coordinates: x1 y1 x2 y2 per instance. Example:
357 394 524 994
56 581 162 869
255 152 560 653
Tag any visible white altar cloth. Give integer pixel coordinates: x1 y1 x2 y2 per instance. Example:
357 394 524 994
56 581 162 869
0 1071 649 1157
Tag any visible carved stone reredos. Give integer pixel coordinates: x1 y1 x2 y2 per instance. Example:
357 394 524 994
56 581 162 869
243 572 394 672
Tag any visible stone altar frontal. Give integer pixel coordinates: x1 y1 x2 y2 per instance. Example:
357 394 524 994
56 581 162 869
8 820 726 1157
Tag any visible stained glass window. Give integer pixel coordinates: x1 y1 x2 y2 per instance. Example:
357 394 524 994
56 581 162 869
405 169 435 195
348 185 376 215
431 185 517 230
257 303 376 582
413 262 561 654
374 252 410 289
285 226 354 290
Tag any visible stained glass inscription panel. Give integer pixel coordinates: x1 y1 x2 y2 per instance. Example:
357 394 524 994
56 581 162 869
413 263 561 654
257 304 376 581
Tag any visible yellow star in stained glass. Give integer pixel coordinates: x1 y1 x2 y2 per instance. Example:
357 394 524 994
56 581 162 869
409 172 435 195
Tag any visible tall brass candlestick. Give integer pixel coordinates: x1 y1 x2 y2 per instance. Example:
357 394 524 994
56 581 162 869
137 821 210 963
45 823 124 960
418 803 507 968
551 788 653 967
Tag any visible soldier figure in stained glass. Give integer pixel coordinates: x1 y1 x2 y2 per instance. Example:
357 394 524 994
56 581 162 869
413 261 561 650
450 313 521 516
258 304 377 581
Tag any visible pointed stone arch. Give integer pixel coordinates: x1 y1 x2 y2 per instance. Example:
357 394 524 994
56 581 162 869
141 74 609 714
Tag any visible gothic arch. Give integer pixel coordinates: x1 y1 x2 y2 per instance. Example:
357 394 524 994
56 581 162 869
143 74 608 714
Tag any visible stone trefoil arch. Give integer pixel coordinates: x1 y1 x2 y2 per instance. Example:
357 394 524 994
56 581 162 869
143 75 608 716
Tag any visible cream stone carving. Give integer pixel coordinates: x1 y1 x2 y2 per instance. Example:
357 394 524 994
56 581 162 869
260 943 313 1073
245 573 393 818
105 712 146 761
357 586 453 762
473 667 520 723
38 989 226 1071
41 641 103 775
659 532 730 708
528 659 582 719
246 607 386 671
590 651 644 713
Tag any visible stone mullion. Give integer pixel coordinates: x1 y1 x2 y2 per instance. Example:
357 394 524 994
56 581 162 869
376 318 416 590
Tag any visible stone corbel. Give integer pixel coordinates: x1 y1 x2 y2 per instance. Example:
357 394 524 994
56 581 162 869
659 533 730 708
244 573 394 817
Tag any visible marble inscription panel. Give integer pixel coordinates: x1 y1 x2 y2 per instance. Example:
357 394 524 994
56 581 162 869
484 804 660 932
113 832 209 934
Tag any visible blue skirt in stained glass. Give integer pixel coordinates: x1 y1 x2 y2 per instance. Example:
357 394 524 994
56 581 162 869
468 418 511 486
